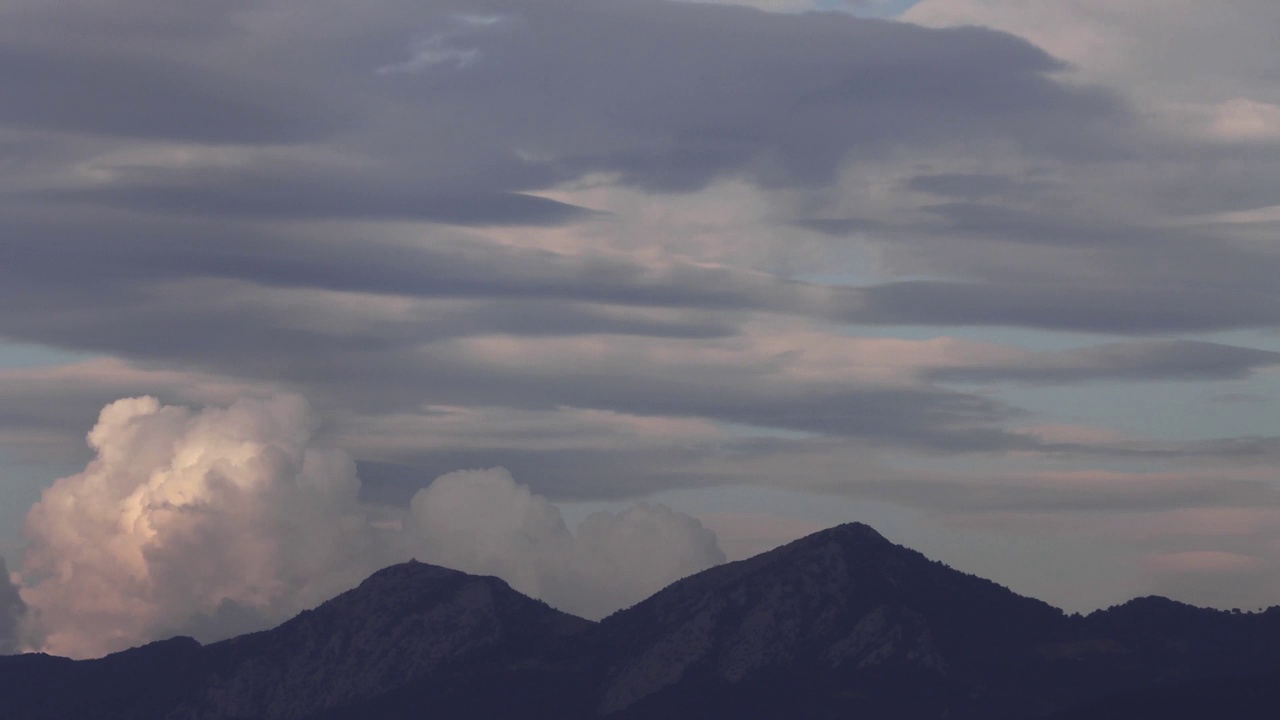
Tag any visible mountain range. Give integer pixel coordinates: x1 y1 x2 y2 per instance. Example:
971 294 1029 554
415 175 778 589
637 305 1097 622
3 523 1278 719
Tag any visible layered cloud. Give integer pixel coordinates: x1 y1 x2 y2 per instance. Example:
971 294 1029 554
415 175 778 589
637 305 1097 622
1 0 1279 624
0 0 1274 410
905 0 1280 129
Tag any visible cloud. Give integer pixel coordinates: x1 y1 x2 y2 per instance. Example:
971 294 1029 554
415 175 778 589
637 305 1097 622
1 0 1280 621
696 512 835 562
926 340 1280 384
840 279 1280 334
0 45 337 144
905 0 1280 130
375 14 508 74
1142 550 1280 610
39 171 596 226
0 556 25 655
1 0 1121 223
667 1 897 15
0 358 277 463
16 396 726 657
1209 98 1280 142
905 172 1047 201
19 395 385 658
405 467 725 619
0 1 1262 493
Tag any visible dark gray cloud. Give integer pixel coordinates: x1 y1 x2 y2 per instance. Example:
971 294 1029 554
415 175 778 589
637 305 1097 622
0 556 25 654
4 0 1280 634
36 168 596 226
905 172 1050 201
2 0 255 41
249 341 1027 448
0 0 1276 516
0 0 1266 347
0 45 340 144
0 204 818 318
804 160 1280 334
792 217 886 236
434 1 1121 191
0 0 1127 220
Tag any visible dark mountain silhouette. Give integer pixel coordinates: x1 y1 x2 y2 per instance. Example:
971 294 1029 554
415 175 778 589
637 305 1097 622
3 523 1280 719
591 522 1074 718
0 562 593 720
1040 667 1280 720
585 522 1280 718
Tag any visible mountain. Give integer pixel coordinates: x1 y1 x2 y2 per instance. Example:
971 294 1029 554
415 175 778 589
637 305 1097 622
592 522 1075 718
0 562 593 720
590 524 1280 718
1041 667 1280 720
3 523 1280 719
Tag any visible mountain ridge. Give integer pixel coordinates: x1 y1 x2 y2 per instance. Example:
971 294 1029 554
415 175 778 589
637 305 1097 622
3 522 1280 719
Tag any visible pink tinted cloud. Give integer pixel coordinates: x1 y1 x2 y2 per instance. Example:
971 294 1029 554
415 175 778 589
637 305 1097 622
1013 423 1141 446
1142 550 1266 575
1132 507 1280 540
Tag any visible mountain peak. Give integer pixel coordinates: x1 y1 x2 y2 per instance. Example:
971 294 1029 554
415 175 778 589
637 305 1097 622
593 519 1071 715
179 559 592 719
354 559 469 591
1102 595 1202 614
798 521 892 548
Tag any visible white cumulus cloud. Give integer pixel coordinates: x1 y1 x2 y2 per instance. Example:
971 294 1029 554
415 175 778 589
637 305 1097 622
19 395 389 658
17 397 726 657
405 467 726 619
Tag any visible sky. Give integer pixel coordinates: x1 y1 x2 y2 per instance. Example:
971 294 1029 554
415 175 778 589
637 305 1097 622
3 0 1280 657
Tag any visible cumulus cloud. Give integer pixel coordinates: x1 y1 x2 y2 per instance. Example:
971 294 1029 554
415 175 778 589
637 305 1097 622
0 556 25 654
19 395 385 658
405 468 725 619
17 396 725 658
